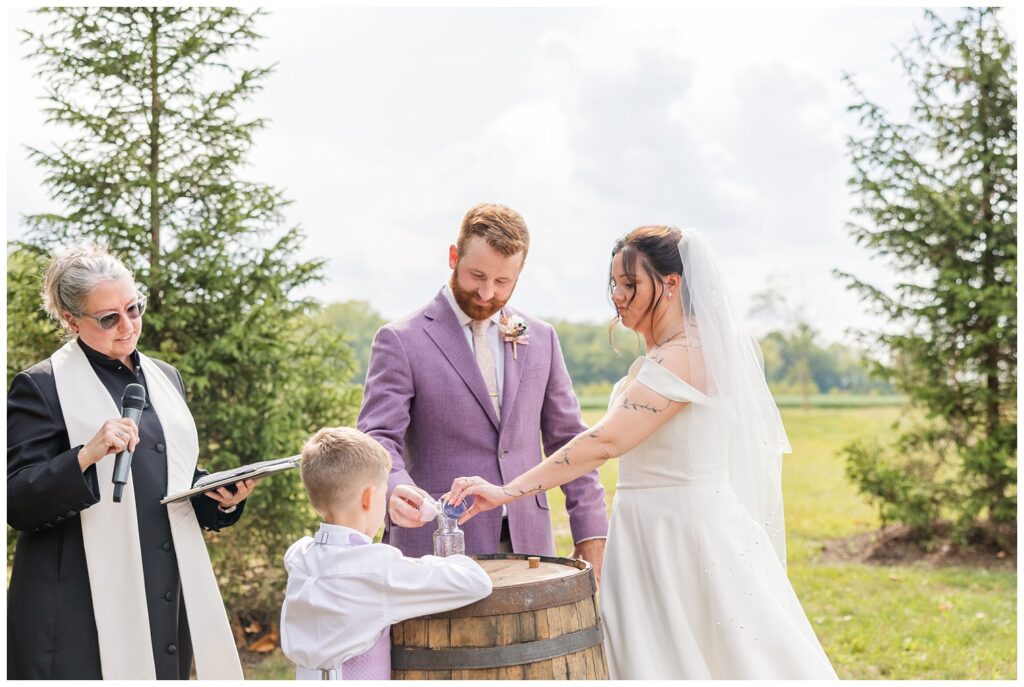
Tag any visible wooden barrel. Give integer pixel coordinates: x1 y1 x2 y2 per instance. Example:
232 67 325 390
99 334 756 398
391 553 608 679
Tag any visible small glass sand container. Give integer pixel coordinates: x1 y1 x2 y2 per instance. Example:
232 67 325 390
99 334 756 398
423 495 476 557
432 513 465 557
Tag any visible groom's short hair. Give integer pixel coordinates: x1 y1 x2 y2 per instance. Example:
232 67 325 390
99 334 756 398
457 203 530 258
300 427 391 512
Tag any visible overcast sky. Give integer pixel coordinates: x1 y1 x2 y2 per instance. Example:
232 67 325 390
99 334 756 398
6 6 1016 344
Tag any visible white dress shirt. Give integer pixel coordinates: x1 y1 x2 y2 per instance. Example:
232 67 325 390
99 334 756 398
280 523 492 678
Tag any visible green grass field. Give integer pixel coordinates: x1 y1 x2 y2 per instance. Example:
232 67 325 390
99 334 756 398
249 405 1016 679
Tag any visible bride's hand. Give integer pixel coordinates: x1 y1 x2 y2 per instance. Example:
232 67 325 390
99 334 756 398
443 476 507 524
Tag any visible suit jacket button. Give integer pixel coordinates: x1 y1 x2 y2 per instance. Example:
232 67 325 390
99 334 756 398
155 443 165 453
164 591 174 602
161 541 172 552
167 644 177 655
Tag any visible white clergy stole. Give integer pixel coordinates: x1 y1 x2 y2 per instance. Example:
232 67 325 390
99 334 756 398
50 339 242 679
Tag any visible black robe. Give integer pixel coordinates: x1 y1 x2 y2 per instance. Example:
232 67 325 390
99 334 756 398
7 340 245 679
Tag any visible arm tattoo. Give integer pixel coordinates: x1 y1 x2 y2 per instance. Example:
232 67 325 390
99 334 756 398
622 395 672 414
587 429 601 439
503 484 544 498
554 447 571 465
650 340 700 365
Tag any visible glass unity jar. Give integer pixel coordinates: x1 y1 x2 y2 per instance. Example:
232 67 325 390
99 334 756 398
429 496 474 558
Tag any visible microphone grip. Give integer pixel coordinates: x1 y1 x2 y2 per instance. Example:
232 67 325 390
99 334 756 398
111 405 145 503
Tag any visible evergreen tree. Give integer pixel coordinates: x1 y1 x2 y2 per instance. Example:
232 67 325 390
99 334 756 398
6 246 59 388
837 8 1016 539
15 7 359 625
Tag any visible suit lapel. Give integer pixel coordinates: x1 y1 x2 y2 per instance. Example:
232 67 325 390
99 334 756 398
423 291 500 431
499 308 527 434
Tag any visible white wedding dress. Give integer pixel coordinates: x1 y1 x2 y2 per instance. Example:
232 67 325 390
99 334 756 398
599 356 838 679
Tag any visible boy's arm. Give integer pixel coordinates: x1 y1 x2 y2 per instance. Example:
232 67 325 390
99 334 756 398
382 552 493 625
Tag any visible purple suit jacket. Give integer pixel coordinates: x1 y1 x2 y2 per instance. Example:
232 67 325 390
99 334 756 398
357 290 609 557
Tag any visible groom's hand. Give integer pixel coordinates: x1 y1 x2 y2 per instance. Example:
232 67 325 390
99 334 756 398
573 539 606 586
389 484 432 528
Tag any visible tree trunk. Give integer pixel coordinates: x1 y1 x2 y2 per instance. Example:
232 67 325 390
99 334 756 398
148 9 162 312
974 30 1005 506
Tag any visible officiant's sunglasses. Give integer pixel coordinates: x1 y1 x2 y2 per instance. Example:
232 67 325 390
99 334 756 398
82 297 147 330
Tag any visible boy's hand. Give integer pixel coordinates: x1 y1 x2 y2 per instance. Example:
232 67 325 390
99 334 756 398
389 484 432 528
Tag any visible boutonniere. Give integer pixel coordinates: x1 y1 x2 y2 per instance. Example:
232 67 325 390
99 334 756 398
499 314 530 360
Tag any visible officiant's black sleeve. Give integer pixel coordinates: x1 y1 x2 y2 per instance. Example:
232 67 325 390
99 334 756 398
190 467 246 531
7 363 101 533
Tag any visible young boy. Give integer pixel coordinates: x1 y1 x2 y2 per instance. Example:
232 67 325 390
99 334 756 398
281 427 492 680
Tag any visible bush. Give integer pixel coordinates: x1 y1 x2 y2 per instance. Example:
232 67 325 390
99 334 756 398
843 439 946 537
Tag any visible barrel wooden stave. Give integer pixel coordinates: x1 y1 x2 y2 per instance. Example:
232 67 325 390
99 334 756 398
389 552 598 675
392 572 606 680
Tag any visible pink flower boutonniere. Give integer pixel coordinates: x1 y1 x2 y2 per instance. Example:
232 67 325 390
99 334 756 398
499 314 530 360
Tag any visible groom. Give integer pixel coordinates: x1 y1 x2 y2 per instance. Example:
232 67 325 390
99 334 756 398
357 203 608 578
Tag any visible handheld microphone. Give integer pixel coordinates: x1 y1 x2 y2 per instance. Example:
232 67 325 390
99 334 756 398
112 383 146 503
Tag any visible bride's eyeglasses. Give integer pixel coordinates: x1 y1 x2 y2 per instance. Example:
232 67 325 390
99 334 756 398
81 297 147 330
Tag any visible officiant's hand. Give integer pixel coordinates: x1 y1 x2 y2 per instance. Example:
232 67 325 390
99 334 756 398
205 478 256 510
78 417 140 470
389 484 433 528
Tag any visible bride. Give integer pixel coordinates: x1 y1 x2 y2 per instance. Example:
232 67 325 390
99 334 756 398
445 225 838 679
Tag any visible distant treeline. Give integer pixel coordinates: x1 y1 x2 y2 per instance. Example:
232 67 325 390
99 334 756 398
317 300 893 396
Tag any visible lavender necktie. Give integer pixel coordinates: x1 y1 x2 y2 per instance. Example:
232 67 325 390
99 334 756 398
470 319 500 419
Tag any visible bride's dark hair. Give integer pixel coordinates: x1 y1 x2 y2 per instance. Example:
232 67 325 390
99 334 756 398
608 225 687 350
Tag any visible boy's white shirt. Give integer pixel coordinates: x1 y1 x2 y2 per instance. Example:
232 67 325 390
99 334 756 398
280 522 493 673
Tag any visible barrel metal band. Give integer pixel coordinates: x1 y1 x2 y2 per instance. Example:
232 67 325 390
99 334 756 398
392 625 605 671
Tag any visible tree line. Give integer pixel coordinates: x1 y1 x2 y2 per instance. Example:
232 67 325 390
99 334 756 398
316 299 895 399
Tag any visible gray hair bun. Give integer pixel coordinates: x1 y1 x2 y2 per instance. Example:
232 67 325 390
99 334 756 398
42 243 134 329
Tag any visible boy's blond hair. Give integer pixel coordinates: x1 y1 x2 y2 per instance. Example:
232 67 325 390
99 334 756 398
299 427 391 513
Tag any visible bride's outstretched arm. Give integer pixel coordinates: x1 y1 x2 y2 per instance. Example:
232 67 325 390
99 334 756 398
446 357 692 521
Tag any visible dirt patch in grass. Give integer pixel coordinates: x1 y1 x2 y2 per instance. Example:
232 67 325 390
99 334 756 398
821 522 1016 570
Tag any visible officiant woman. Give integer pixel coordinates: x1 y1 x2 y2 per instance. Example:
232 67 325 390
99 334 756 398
7 243 256 680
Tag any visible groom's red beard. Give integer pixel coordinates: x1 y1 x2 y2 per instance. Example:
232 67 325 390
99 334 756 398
449 272 510 321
